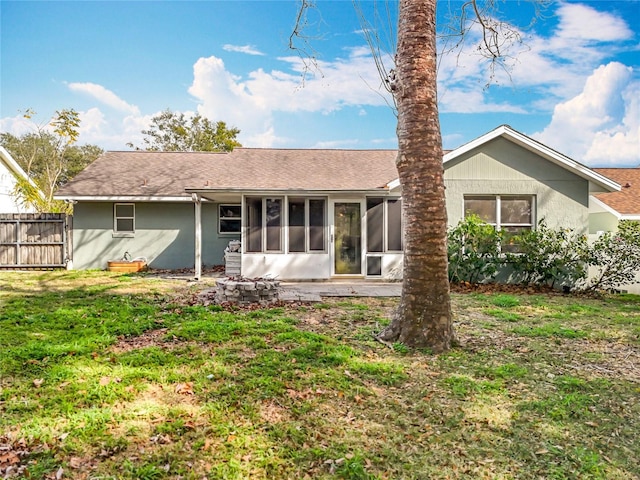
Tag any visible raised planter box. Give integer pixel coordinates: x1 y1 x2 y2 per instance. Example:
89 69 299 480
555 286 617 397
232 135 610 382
107 260 147 273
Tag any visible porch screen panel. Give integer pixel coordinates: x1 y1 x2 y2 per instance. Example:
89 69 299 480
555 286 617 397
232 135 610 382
288 198 305 252
387 199 403 251
266 198 282 251
366 198 384 252
246 197 262 252
309 199 325 251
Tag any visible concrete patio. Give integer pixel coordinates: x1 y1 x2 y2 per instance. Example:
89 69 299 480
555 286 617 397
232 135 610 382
279 282 402 302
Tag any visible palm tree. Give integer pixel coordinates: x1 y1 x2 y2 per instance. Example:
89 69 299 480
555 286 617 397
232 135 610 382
376 0 456 352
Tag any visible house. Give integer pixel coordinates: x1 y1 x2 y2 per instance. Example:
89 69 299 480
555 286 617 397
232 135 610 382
590 167 640 293
590 167 640 232
0 146 40 213
55 125 621 280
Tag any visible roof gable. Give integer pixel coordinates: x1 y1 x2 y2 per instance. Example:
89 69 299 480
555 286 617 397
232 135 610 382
443 125 620 193
0 146 43 212
0 146 34 184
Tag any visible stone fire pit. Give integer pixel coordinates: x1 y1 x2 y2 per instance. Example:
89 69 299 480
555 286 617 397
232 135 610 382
214 277 280 305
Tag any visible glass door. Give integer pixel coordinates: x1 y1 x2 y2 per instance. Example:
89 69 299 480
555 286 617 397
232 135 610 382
333 202 362 275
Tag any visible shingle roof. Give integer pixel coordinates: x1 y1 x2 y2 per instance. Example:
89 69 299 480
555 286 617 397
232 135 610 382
593 167 640 215
55 149 399 198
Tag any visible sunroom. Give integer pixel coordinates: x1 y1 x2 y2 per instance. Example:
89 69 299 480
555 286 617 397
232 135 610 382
187 189 403 281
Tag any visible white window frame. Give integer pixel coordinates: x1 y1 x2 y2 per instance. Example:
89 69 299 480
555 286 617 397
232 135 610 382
114 203 135 237
463 194 536 252
245 197 284 253
218 204 241 235
366 197 403 253
287 197 327 254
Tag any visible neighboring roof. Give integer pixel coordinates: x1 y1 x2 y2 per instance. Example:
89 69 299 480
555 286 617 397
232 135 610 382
0 146 44 196
592 167 640 218
55 149 399 201
443 125 620 193
0 146 38 187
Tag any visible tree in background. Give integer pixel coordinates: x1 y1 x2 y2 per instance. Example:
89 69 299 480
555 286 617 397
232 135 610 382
127 109 241 152
0 109 103 213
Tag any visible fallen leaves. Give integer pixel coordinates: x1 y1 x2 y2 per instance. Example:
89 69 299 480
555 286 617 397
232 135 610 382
174 382 194 395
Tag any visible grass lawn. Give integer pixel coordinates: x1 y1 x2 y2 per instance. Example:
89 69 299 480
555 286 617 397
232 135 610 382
0 271 638 479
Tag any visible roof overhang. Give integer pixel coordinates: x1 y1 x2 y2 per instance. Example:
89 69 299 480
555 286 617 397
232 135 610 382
590 196 640 220
442 125 621 193
185 187 396 202
54 195 194 202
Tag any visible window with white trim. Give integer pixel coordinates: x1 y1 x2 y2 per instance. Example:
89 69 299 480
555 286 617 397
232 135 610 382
246 197 283 252
246 197 326 253
366 198 403 252
219 204 241 234
464 195 534 252
114 203 135 235
288 197 326 253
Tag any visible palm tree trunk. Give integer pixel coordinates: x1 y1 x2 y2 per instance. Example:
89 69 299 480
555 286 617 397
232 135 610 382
378 0 456 352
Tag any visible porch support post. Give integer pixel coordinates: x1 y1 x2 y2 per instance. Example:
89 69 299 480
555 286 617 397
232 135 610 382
193 193 202 280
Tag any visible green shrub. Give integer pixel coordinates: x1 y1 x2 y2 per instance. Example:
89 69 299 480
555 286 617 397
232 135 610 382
505 220 589 288
447 215 503 283
585 220 640 291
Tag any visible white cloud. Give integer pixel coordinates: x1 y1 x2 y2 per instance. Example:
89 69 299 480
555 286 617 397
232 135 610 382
534 62 639 166
222 44 265 56
312 138 361 149
0 113 36 137
67 82 141 116
437 1 636 109
555 2 633 43
187 49 392 147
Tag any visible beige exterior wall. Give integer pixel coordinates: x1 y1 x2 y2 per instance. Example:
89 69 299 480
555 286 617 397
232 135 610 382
588 212 620 234
444 137 590 233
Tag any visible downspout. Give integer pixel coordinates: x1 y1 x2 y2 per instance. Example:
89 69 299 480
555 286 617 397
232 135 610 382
193 193 202 280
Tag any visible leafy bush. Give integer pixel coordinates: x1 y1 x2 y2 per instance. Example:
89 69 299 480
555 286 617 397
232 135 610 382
584 220 640 291
505 221 589 288
447 215 503 283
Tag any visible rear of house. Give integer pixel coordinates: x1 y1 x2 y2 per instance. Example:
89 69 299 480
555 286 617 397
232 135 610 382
55 126 622 281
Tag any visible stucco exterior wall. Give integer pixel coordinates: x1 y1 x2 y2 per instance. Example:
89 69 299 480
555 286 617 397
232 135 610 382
588 212 619 234
72 202 237 270
444 138 590 233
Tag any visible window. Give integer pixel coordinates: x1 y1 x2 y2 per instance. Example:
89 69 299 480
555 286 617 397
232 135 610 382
246 197 326 253
114 203 135 234
366 198 403 252
464 195 534 252
246 197 283 252
219 205 241 234
288 197 326 253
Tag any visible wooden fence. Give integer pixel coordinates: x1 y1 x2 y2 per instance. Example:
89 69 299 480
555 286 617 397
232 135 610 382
0 213 71 269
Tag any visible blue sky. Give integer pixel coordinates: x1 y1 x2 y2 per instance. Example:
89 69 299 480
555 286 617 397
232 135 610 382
1 0 638 166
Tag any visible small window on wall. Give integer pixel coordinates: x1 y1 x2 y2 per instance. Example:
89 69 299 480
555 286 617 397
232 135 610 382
219 205 241 234
114 203 135 235
366 198 403 252
464 195 534 252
